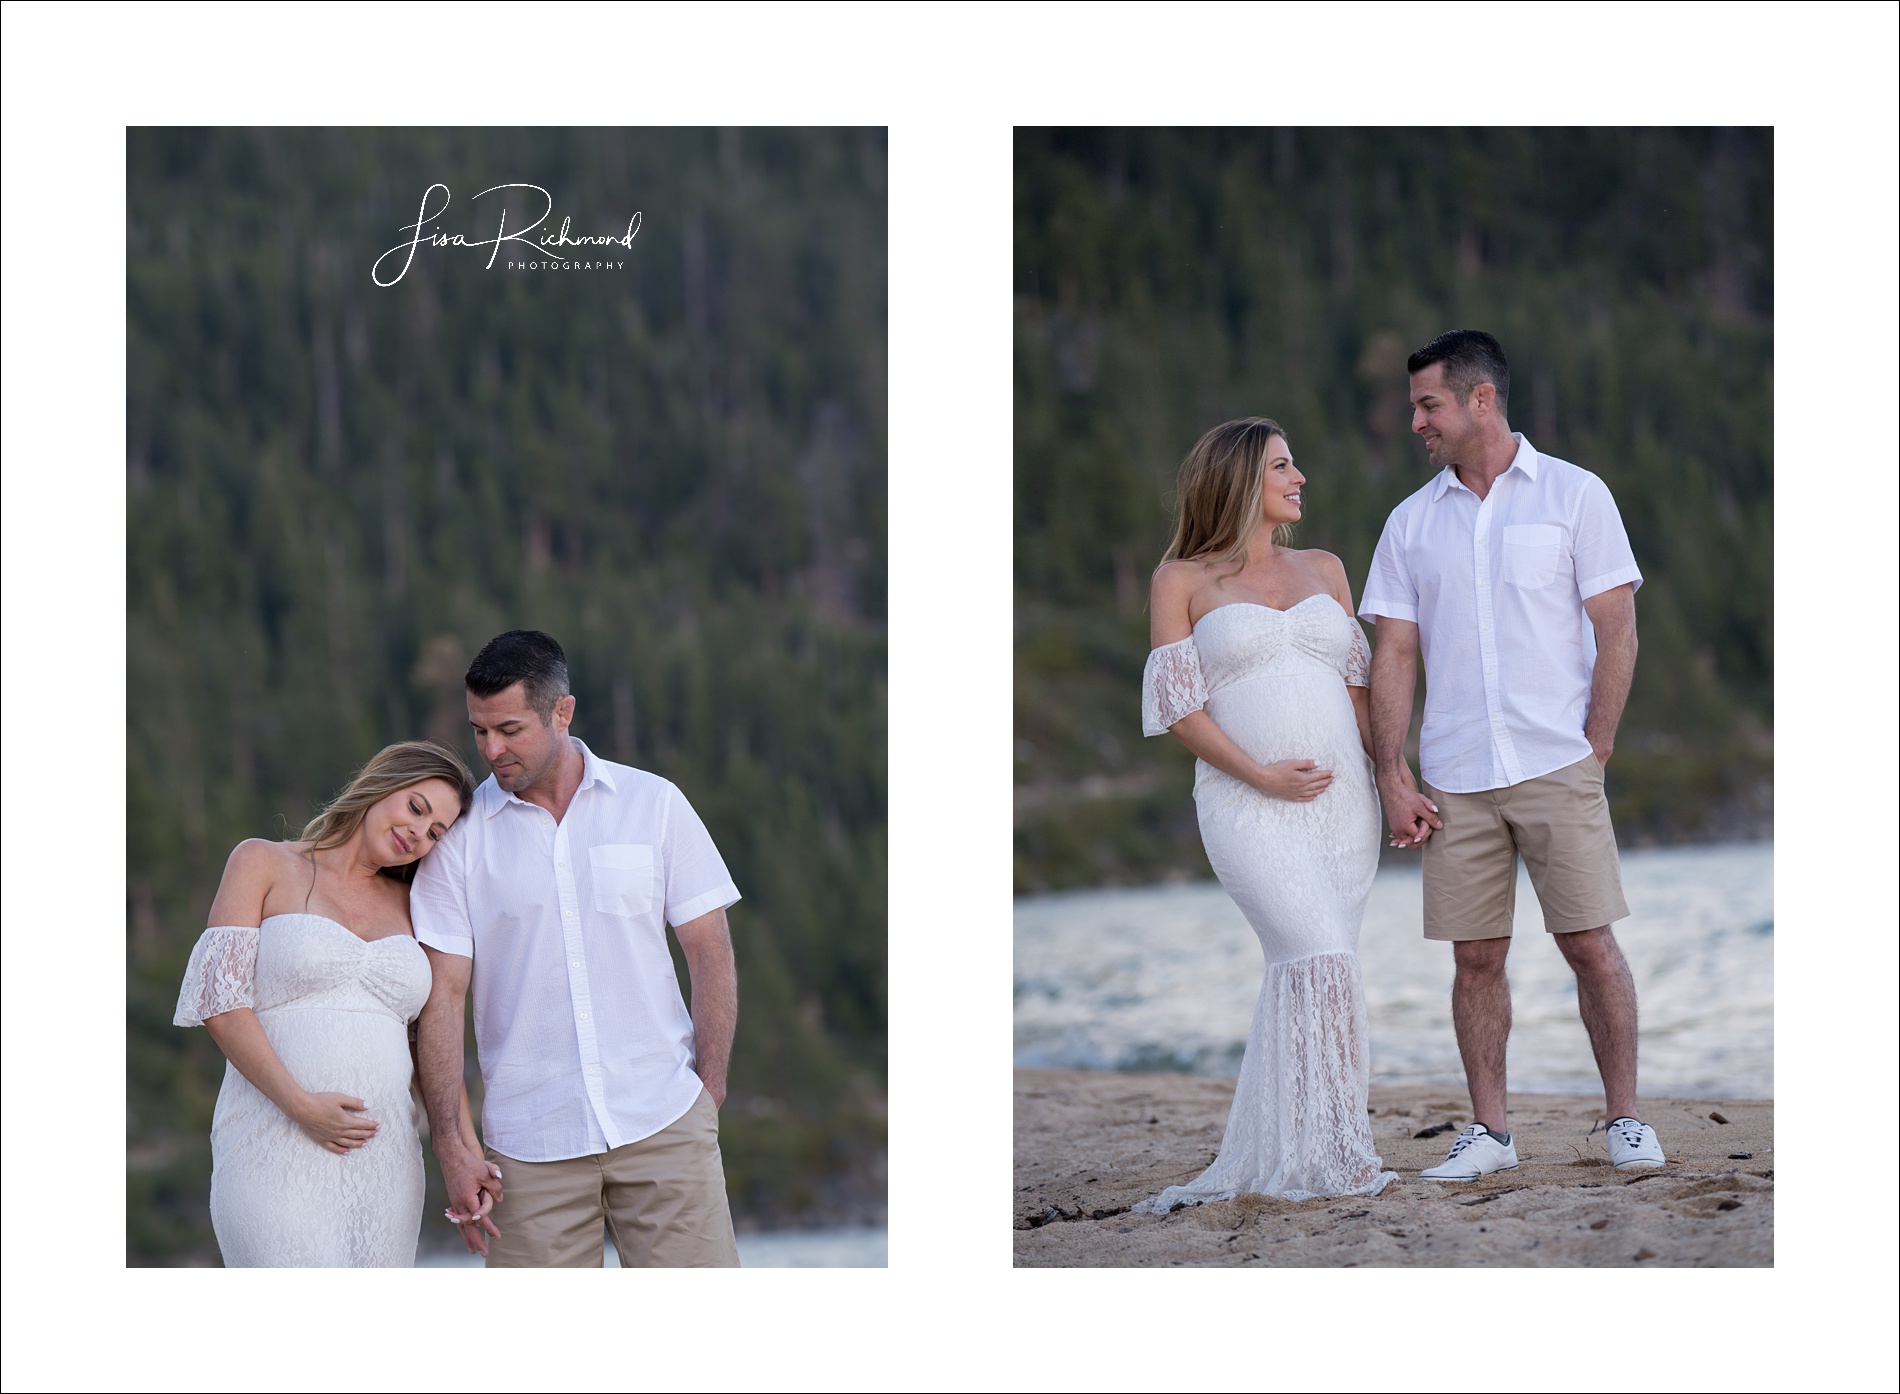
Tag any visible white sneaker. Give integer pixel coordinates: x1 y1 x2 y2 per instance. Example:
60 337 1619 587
1606 1116 1665 1169
1419 1123 1519 1180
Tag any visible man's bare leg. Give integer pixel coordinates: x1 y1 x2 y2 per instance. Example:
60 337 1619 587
1555 925 1639 1121
1451 936 1513 1134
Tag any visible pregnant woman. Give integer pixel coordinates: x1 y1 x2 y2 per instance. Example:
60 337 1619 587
1136 417 1396 1209
173 740 496 1265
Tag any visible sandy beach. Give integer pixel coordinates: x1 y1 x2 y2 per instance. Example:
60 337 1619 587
1014 1068 1772 1267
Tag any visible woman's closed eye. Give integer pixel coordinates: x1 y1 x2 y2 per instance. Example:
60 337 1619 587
408 797 442 840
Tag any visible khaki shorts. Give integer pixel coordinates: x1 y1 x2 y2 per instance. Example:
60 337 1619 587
483 1089 740 1268
1421 755 1629 941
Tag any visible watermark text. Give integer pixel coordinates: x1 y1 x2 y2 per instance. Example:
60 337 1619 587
373 184 640 286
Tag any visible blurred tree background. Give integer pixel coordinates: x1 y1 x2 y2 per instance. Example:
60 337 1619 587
127 128 886 1263
1016 128 1771 892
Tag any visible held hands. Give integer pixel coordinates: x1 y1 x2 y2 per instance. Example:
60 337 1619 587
1378 763 1443 847
1256 758 1335 802
447 1179 502 1257
294 1092 379 1154
440 1145 503 1257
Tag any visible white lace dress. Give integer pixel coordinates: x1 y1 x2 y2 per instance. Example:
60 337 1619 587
1136 595 1397 1208
174 914 430 1266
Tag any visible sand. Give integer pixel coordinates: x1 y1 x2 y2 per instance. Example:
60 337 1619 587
1014 1068 1772 1267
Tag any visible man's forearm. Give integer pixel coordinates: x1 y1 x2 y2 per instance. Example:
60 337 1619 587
682 938 738 1102
1583 621 1638 755
690 966 737 1100
417 993 470 1156
1369 640 1417 775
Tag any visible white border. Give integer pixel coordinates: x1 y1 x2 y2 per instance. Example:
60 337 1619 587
2 3 1895 1391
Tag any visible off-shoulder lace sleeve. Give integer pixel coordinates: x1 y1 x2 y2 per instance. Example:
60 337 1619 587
174 926 260 1027
1141 636 1208 736
1343 620 1371 688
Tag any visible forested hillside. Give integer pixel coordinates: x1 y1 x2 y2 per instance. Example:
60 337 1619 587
127 128 887 1262
1015 128 1771 891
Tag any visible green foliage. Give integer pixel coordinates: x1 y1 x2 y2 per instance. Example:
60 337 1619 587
1015 128 1772 892
127 128 886 1262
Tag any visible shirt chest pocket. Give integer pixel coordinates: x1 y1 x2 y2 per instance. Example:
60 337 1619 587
589 843 656 919
1500 523 1566 589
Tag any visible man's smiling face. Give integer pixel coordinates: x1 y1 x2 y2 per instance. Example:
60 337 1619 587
1408 362 1480 469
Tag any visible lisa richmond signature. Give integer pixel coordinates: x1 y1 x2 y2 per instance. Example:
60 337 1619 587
372 183 641 286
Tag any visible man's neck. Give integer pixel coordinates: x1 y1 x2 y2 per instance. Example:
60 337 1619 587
514 737 587 823
1452 427 1520 501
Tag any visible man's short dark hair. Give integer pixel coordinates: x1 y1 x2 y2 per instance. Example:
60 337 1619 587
1408 330 1510 415
465 630 570 722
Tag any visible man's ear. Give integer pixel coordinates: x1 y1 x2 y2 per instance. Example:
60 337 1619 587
553 694 577 732
1469 381 1495 416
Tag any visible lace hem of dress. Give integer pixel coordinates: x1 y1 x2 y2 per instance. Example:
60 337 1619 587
1130 950 1393 1211
174 925 260 1026
1132 1166 1397 1213
1141 637 1208 736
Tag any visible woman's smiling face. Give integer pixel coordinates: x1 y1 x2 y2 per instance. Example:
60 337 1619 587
1258 434 1304 527
362 778 461 866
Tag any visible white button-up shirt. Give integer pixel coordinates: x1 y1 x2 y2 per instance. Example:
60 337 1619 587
1359 434 1643 794
412 739 740 1161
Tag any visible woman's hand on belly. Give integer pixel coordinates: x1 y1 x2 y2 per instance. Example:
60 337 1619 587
1168 709 1337 803
288 1091 381 1154
1256 758 1335 802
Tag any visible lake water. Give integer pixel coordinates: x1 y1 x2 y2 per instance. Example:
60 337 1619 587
415 1225 887 1268
1015 842 1772 1099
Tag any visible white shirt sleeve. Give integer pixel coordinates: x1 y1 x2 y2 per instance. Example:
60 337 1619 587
411 817 475 957
661 784 741 927
1358 512 1418 623
1572 473 1644 599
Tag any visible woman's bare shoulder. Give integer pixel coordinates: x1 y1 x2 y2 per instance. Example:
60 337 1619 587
1291 548 1356 611
222 838 310 889
210 839 304 926
1283 546 1347 579
1149 559 1209 645
1150 557 1211 596
227 837 305 865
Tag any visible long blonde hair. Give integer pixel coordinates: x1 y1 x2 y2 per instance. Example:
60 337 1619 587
300 740 475 883
1160 417 1293 572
